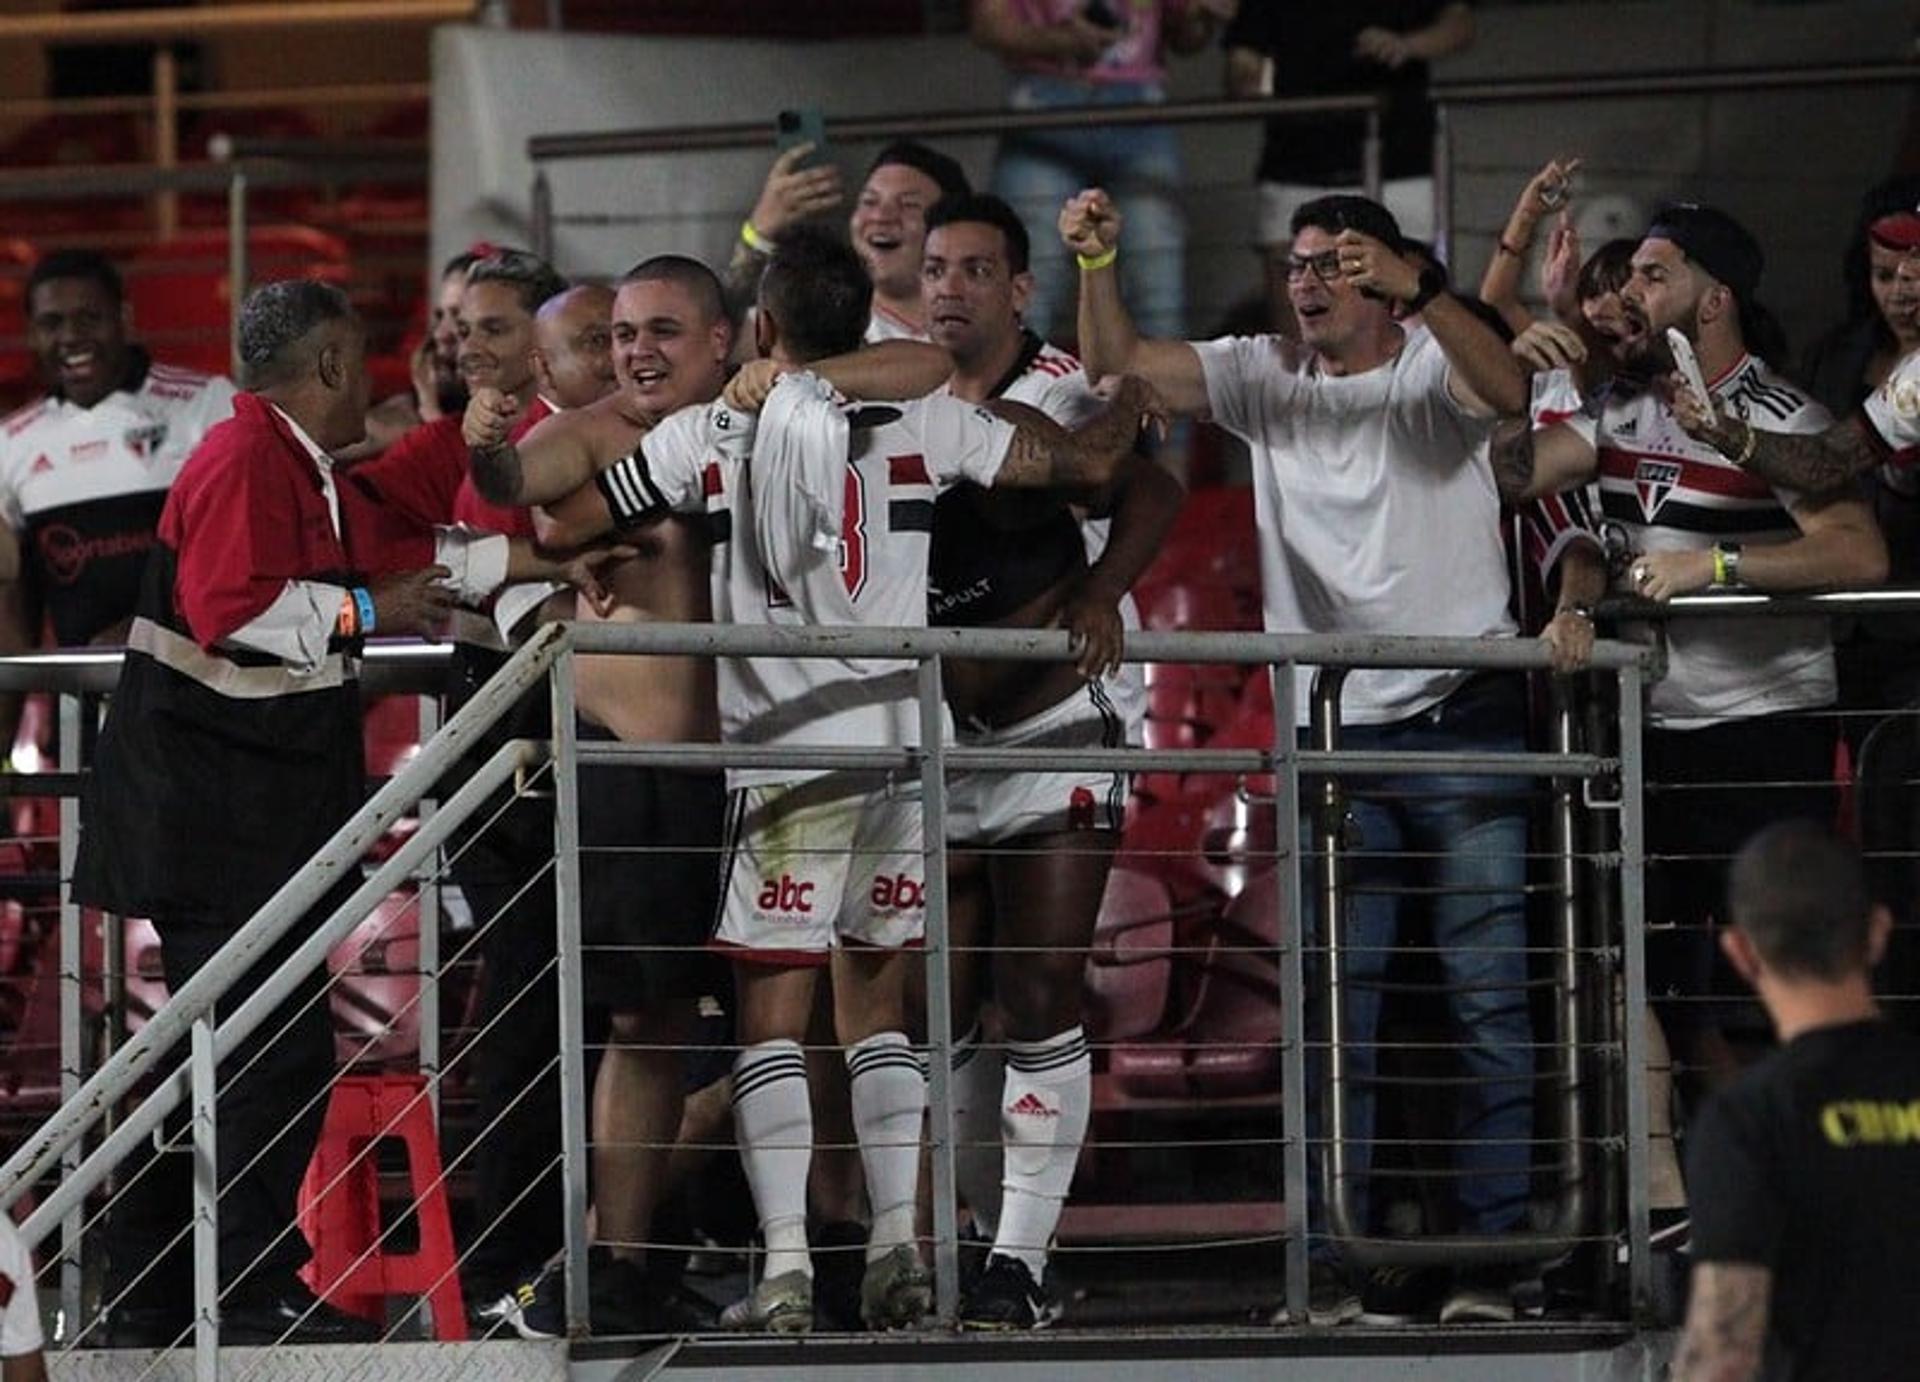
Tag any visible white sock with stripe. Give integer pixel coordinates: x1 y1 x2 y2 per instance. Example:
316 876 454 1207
846 1030 926 1262
995 1026 1091 1277
732 1038 813 1280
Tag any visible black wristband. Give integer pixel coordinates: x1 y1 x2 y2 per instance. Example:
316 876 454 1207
1407 263 1448 314
594 450 666 530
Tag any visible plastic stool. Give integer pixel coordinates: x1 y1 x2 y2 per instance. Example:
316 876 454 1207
296 1073 467 1340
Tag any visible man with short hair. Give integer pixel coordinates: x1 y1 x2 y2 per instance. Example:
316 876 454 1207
462 254 735 1337
0 248 235 672
1673 821 1920 1382
73 279 612 1345
1066 184 1541 1324
921 190 1181 1327
730 139 972 343
477 225 1156 1335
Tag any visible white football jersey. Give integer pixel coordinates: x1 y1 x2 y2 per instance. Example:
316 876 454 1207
1866 347 1920 464
630 381 1015 783
0 356 235 644
1566 354 1835 727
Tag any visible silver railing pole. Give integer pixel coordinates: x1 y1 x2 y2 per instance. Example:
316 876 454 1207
1273 660 1310 1322
1617 663 1653 1318
918 655 960 1324
1548 680 1590 1239
226 166 248 381
1309 670 1353 1247
416 693 443 1123
56 690 83 1332
190 1014 219 1380
550 641 591 1337
531 168 554 265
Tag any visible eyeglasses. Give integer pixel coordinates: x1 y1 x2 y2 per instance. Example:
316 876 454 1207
1284 251 1343 284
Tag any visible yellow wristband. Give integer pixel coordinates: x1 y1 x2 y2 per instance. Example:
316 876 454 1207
740 220 775 255
1076 247 1118 272
1711 545 1730 587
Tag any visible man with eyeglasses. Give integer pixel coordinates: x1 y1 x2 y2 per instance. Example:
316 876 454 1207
1063 187 1535 1326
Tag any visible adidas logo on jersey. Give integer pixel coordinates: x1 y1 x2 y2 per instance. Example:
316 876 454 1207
869 873 925 910
27 454 50 475
1007 1092 1059 1119
756 874 816 914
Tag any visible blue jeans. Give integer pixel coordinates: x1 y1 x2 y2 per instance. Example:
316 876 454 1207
1303 675 1535 1257
991 76 1186 342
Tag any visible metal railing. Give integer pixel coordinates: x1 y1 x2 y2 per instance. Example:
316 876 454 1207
0 618 1664 1373
523 92 1387 266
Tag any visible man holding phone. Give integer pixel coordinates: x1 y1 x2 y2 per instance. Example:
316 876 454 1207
728 134 971 345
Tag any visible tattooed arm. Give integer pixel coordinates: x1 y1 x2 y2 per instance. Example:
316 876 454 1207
988 378 1158 492
1669 1262 1770 1382
1736 417 1883 499
1489 416 1598 504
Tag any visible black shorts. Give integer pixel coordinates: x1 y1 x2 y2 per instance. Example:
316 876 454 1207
1644 711 1835 1029
578 723 726 1010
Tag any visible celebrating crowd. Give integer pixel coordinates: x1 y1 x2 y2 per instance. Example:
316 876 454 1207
3 1 1916 1375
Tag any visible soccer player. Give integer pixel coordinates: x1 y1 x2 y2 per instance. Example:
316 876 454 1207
920 191 1181 1327
474 226 1156 1334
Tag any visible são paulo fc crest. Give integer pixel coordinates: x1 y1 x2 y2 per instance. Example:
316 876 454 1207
124 423 168 461
1634 459 1682 522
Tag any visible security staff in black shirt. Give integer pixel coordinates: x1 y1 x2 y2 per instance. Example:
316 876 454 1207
1676 820 1920 1382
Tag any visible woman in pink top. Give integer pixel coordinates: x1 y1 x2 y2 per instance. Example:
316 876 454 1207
970 0 1236 343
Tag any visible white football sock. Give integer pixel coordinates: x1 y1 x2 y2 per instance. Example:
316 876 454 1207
995 1027 1091 1277
732 1038 813 1280
846 1030 926 1262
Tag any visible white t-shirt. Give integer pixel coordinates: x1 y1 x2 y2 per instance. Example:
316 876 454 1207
631 383 1015 783
0 1216 42 1358
1569 354 1835 728
0 357 236 644
1195 327 1515 727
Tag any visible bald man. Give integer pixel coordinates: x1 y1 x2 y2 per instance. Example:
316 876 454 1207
531 284 616 412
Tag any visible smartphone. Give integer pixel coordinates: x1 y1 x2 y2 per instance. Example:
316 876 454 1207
1666 327 1711 407
775 108 829 168
1083 0 1122 29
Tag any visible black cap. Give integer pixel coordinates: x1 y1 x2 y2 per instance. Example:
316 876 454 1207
1645 203 1764 304
865 140 971 212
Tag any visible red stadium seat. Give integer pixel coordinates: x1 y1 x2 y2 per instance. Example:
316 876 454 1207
126 226 351 374
1084 867 1175 1043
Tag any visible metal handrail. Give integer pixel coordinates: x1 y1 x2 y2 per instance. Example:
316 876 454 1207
0 625 560 1233
525 92 1386 264
0 642 451 697
1431 59 1916 106
0 0 475 42
0 617 1666 1346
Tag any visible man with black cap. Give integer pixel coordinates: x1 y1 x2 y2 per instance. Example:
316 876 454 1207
1067 185 1537 1327
1493 206 1888 1190
727 138 972 344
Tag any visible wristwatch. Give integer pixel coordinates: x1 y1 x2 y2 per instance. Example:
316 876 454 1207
1711 542 1744 588
1406 263 1448 314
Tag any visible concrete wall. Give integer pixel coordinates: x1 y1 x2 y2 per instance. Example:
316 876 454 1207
433 3 1914 361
